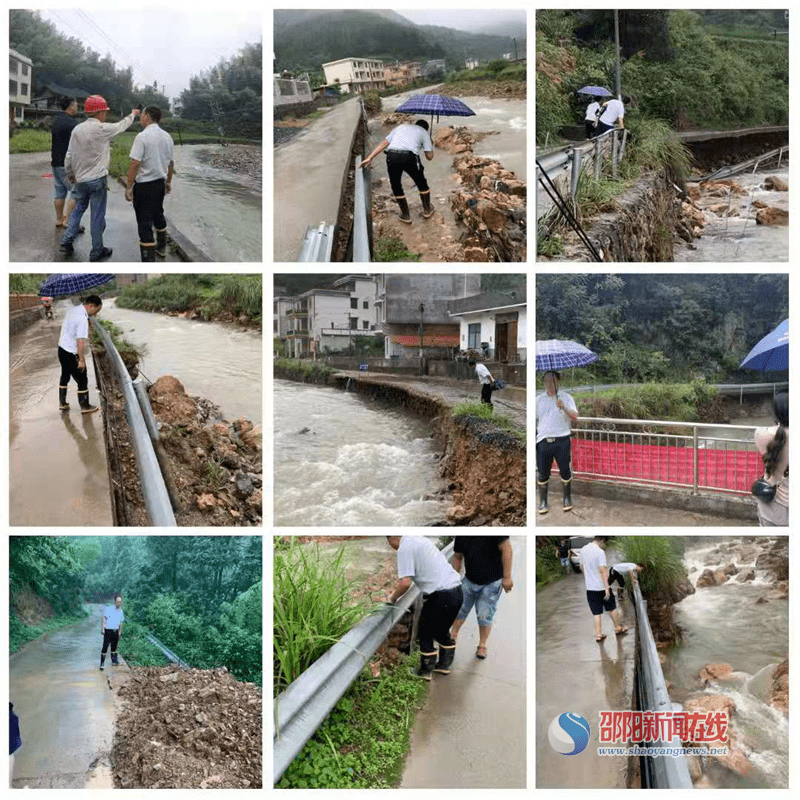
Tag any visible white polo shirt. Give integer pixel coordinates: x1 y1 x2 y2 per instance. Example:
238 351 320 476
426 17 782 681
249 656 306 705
599 98 625 126
475 363 493 385
536 391 577 443
396 537 461 595
130 123 175 183
103 605 125 629
580 542 608 591
58 304 89 354
65 113 137 183
585 101 601 121
385 124 433 155
612 562 638 574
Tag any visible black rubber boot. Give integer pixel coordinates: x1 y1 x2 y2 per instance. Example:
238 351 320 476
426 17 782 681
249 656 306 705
59 387 70 411
420 190 434 219
396 196 412 225
538 481 549 514
78 390 99 415
140 243 156 262
413 651 437 681
562 479 573 511
155 228 168 259
99 655 105 670
111 652 119 666
433 643 456 675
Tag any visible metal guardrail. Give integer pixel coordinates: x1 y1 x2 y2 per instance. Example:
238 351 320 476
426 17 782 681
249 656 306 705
630 581 693 789
701 145 788 181
573 416 759 495
146 632 190 669
273 541 455 784
298 222 335 261
91 319 176 526
562 381 787 401
353 155 370 262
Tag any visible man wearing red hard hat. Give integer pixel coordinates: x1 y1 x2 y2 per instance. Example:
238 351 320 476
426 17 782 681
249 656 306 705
60 95 140 261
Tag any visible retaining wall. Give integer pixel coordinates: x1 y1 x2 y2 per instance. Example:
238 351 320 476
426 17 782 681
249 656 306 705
10 306 43 336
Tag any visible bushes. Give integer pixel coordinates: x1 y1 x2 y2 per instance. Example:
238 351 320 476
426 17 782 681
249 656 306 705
274 358 336 384
618 536 687 595
573 382 720 422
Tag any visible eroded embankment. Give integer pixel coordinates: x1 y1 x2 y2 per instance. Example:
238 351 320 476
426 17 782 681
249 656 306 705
275 364 526 525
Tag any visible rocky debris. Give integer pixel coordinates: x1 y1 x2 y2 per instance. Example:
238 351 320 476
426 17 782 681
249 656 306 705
274 126 304 147
755 546 788 581
450 155 526 262
381 111 416 126
113 666 261 789
755 206 788 225
682 694 753 777
684 692 735 717
695 566 736 588
763 175 788 191
771 659 788 715
427 80 525 100
736 569 756 582
698 663 734 684
208 145 262 183
697 179 748 197
146 376 262 526
433 125 499 155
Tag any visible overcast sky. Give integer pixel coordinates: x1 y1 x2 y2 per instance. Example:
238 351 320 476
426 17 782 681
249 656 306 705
396 9 526 34
40 9 262 100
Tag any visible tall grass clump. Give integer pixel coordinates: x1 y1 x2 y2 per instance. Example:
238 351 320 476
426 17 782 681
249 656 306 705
622 117 693 188
274 541 368 696
217 274 262 319
617 535 687 595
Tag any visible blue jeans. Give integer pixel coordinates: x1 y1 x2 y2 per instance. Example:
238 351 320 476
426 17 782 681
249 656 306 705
456 577 503 627
52 166 74 200
62 176 107 258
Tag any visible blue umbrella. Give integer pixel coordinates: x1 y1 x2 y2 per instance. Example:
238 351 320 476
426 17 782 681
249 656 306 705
740 319 788 371
536 339 598 371
396 94 475 134
577 86 612 97
38 273 115 298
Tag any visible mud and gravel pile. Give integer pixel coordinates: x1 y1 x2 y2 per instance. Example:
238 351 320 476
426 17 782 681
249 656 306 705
209 145 262 183
433 125 499 154
449 155 526 262
381 111 416 126
113 666 261 789
148 376 262 526
426 80 526 100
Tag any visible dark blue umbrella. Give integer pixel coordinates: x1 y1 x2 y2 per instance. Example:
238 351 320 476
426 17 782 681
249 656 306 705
740 319 788 371
536 339 598 371
577 86 612 97
38 273 115 298
395 94 475 133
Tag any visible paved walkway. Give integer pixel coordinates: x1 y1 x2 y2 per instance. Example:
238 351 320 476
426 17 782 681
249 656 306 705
536 567 636 789
10 606 118 787
10 313 113 526
273 99 363 261
401 536 526 788
10 151 184 262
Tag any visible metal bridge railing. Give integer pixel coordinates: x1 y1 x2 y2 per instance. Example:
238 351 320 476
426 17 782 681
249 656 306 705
561 381 787 402
573 416 760 495
273 541 454 784
91 319 176 526
631 581 693 789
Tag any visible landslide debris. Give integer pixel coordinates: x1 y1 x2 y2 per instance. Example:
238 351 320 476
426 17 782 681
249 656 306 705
112 666 262 789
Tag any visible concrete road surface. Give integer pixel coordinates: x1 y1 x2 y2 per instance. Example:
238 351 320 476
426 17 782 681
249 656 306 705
536 568 636 789
274 99 363 261
401 536 526 788
10 606 116 787
10 314 113 526
10 151 183 262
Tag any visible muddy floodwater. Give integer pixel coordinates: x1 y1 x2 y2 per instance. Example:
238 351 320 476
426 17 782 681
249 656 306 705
167 144 262 262
10 606 115 787
274 381 447 526
102 299 262 422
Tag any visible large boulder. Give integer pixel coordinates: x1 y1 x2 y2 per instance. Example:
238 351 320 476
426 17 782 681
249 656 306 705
771 660 788 715
763 176 788 191
755 207 789 226
698 663 734 684
696 568 720 588
148 376 198 424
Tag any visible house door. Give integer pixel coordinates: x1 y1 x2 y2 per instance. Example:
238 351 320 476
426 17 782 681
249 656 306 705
507 320 518 361
496 323 508 362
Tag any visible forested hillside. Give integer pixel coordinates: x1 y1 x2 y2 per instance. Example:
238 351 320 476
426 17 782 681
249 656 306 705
536 274 788 383
10 536 262 685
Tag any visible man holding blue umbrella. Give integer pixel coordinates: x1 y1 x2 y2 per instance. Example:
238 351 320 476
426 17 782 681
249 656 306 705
361 119 435 224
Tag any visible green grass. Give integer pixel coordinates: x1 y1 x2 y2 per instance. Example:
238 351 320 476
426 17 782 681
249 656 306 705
9 273 49 294
617 536 688 595
10 608 89 652
450 401 526 442
91 318 144 365
9 129 51 153
274 541 370 696
116 619 171 667
536 538 568 589
374 236 421 262
276 654 428 788
274 358 336 383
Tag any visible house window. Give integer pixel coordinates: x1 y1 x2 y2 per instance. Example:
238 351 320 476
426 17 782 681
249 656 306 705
468 323 481 350
350 318 358 329
21 64 28 76
10 80 18 96
9 58 17 74
363 300 369 309
362 321 369 330
21 83 28 96
350 297 358 309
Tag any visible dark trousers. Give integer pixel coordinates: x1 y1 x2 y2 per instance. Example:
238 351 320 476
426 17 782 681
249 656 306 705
132 179 167 244
481 382 494 408
58 346 88 393
418 585 463 653
100 628 119 663
585 121 597 139
386 150 429 198
537 435 572 481
608 568 625 588
597 121 614 136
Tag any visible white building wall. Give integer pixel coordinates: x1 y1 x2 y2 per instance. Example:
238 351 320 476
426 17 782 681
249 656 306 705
517 308 527 355
458 312 495 354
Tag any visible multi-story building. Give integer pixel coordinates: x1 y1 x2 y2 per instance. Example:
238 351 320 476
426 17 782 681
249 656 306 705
423 59 446 78
375 274 481 360
383 61 422 88
9 48 33 121
321 57 386 94
448 284 527 362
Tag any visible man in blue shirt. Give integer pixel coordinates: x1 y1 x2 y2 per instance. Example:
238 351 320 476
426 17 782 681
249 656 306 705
50 96 80 229
100 593 124 669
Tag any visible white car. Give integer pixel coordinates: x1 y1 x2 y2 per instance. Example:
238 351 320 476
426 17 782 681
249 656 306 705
568 536 593 572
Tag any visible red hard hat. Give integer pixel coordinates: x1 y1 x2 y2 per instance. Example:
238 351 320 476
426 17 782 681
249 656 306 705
84 95 109 113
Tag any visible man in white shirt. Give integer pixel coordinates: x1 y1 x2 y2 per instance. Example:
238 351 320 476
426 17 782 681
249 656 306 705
579 537 627 642
597 95 629 135
61 95 140 261
585 98 601 139
536 370 578 513
57 295 103 413
468 359 495 409
360 119 435 223
386 536 463 680
125 106 175 262
100 593 125 669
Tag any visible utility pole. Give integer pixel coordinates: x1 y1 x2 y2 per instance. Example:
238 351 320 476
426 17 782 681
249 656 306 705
614 9 622 100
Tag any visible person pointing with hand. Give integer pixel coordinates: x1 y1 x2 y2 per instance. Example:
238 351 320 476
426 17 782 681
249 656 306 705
536 370 578 514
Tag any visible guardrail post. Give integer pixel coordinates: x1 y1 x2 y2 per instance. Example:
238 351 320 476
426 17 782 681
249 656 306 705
570 148 582 197
593 138 600 179
611 131 619 179
692 426 699 494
